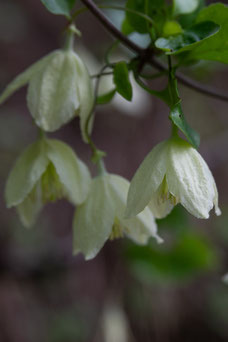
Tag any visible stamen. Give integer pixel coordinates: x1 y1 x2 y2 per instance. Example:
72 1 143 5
110 218 124 240
157 176 178 205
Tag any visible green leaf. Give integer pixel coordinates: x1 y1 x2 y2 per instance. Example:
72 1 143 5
124 0 165 34
96 89 116 105
113 62 132 101
155 21 220 54
173 0 199 16
40 0 76 17
170 104 200 149
121 17 135 35
186 3 228 63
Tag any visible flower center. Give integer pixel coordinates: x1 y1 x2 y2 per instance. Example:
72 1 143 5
41 163 65 203
158 176 178 205
110 218 124 240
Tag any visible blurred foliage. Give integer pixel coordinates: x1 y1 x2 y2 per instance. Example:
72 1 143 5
124 206 218 285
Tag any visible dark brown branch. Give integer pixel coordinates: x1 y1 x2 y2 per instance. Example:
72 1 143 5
151 57 228 102
81 0 228 103
80 0 144 55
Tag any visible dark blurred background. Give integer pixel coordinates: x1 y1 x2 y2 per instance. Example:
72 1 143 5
0 0 228 341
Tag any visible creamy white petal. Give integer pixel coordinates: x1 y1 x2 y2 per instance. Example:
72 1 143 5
213 182 221 216
73 52 94 142
0 51 56 105
45 139 91 205
123 206 162 244
167 139 217 218
17 180 43 228
108 175 162 243
108 174 129 217
5 139 49 207
126 141 168 218
27 50 80 131
73 175 116 260
148 189 174 219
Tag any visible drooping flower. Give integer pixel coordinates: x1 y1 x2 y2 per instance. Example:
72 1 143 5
73 172 162 260
0 48 94 141
5 138 91 227
126 136 221 220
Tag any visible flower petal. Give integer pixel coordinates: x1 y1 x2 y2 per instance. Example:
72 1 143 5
0 51 56 105
148 192 174 219
213 182 221 216
126 141 168 218
108 174 129 216
73 175 116 260
5 139 49 207
45 139 91 205
167 139 217 219
123 206 162 244
73 53 94 142
17 180 43 228
27 50 80 131
108 175 162 243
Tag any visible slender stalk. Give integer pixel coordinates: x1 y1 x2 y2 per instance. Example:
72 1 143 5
91 71 113 78
84 65 108 163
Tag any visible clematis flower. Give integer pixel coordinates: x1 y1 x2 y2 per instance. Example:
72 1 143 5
0 48 94 141
5 138 91 227
73 172 162 260
126 136 221 220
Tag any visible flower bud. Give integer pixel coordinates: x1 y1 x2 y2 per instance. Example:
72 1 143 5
0 49 94 141
5 138 91 227
73 173 162 260
126 136 221 220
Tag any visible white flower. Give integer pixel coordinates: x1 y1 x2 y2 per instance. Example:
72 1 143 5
73 172 162 260
0 49 94 141
5 138 91 227
126 136 221 219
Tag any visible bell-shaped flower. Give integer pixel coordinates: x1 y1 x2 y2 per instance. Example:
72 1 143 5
5 138 91 227
126 136 221 220
73 172 162 260
0 48 94 141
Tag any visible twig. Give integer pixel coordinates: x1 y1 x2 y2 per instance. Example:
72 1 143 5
81 0 228 103
80 0 144 55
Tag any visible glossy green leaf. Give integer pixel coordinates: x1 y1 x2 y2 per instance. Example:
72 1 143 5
40 0 76 17
113 62 132 101
170 104 200 149
96 89 116 105
155 21 220 54
124 0 165 34
173 0 199 16
186 3 228 63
